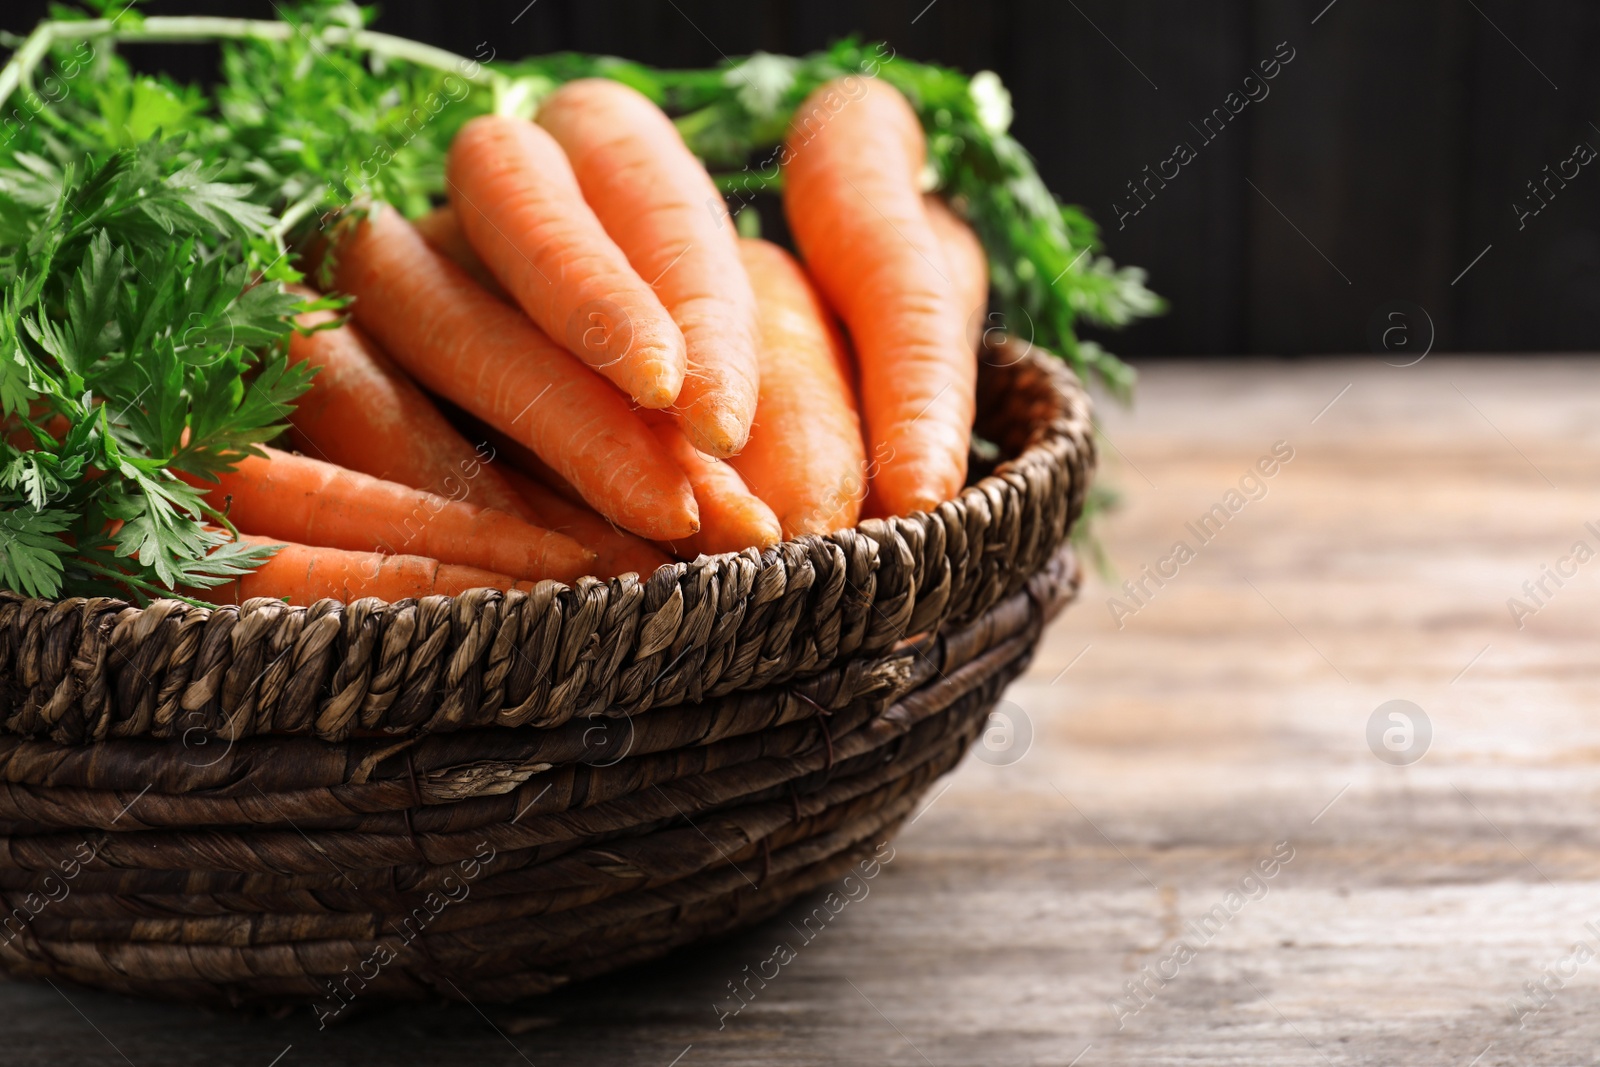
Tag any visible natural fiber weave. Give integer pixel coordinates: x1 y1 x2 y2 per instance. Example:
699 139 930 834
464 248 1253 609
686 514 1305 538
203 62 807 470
0 339 1092 1008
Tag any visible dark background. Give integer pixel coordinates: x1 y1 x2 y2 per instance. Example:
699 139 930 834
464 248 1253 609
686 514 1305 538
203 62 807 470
6 0 1597 356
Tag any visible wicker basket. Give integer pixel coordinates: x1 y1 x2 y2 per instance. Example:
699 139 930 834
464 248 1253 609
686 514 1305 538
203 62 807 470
0 339 1092 1011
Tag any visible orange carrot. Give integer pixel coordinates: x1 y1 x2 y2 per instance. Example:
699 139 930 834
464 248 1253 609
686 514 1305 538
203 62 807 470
923 193 989 352
731 239 866 537
331 207 699 542
499 468 672 580
411 205 510 301
446 115 685 409
396 409 670 580
284 287 539 524
538 79 761 457
644 413 780 558
437 403 589 508
203 536 531 606
196 446 592 583
438 405 672 576
783 78 975 517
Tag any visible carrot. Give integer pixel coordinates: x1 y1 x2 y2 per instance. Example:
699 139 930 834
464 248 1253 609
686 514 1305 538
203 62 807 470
284 287 540 524
331 207 699 542
353 399 668 581
203 536 531 606
538 79 761 457
411 205 510 301
644 413 780 558
435 402 588 508
730 239 867 537
923 193 989 352
195 446 592 583
499 467 672 580
440 403 675 577
446 115 685 409
447 415 670 576
783 78 975 517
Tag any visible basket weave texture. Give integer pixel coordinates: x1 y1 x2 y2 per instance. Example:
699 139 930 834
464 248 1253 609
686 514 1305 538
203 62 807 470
0 340 1092 1008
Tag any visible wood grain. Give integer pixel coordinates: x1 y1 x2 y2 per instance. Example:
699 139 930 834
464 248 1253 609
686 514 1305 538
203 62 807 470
5 356 1599 1065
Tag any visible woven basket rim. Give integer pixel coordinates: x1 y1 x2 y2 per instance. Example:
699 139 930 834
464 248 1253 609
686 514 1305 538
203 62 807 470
8 336 1085 615
0 338 1095 746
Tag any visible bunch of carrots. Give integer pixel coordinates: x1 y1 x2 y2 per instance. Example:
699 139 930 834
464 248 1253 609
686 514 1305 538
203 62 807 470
206 76 991 606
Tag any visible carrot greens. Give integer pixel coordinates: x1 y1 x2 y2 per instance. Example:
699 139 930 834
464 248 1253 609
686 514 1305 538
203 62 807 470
0 1 1157 601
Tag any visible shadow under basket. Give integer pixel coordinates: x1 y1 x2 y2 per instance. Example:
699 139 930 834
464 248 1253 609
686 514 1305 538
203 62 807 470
0 340 1094 1010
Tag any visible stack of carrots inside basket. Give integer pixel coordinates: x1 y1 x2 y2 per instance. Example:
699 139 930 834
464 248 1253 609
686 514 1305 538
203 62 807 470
206 75 990 605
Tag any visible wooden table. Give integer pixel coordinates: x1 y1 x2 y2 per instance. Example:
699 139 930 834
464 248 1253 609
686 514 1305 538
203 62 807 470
10 356 1599 1066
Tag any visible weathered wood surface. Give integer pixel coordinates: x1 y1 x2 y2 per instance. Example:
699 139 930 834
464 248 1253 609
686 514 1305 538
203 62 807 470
7 356 1600 1065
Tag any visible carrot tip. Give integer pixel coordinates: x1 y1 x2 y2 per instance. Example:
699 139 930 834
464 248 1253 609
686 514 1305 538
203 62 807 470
679 416 747 459
636 380 681 410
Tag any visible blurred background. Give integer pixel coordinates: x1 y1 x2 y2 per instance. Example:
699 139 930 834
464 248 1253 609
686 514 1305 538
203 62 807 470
7 0 1596 356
